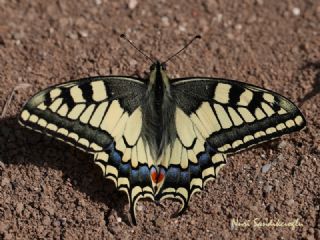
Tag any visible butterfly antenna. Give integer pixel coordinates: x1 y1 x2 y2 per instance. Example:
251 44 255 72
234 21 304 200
120 34 154 64
162 35 201 64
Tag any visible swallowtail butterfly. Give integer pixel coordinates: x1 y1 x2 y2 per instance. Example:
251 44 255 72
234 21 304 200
19 35 306 225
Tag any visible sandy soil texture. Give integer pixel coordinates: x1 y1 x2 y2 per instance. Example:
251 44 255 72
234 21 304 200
0 0 319 239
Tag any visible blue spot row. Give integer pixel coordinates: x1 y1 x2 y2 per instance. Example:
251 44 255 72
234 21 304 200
104 143 152 188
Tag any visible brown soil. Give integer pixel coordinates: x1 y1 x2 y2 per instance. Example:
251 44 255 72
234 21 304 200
0 0 319 239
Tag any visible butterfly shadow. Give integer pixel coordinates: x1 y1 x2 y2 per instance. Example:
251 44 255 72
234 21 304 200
299 60 320 106
0 117 132 225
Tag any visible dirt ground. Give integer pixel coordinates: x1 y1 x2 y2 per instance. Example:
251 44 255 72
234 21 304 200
0 0 319 239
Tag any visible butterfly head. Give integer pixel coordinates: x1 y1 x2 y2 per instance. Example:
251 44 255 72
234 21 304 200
148 61 170 91
149 61 167 72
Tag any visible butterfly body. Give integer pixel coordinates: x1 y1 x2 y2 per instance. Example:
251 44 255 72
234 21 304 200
142 61 175 159
19 60 306 225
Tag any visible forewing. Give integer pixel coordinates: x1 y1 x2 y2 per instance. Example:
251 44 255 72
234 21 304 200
172 77 306 154
19 76 146 152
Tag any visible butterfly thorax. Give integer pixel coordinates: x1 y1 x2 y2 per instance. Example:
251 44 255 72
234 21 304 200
142 62 176 160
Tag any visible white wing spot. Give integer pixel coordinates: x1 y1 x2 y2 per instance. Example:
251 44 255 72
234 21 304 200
214 104 233 129
89 102 109 128
101 101 124 133
68 132 79 141
228 107 243 126
285 119 296 128
238 89 253 106
79 104 96 124
243 135 254 143
50 89 61 99
21 110 30 121
57 128 68 136
68 104 86 120
57 103 69 117
37 103 47 110
47 123 58 132
266 127 277 134
196 102 221 133
254 107 266 120
78 138 89 148
238 107 255 123
276 123 286 131
294 115 304 126
263 93 275 103
278 108 287 115
91 81 108 102
261 102 275 117
214 83 231 104
123 107 142 146
70 86 86 103
29 114 39 123
38 118 47 127
175 108 196 147
49 98 63 112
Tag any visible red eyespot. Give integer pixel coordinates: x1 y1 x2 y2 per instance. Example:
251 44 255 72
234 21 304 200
151 167 165 183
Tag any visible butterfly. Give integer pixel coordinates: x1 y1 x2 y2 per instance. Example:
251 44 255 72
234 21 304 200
19 35 306 225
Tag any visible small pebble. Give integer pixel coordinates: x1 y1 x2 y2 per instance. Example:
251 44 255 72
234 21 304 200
95 0 102 5
0 160 5 169
215 13 223 23
4 233 13 240
128 0 138 10
0 36 5 46
277 154 285 161
235 24 242 31
129 59 137 67
155 218 165 227
0 222 7 232
16 202 24 215
292 7 301 16
256 0 263 5
43 216 51 226
286 199 295 206
267 204 275 212
247 15 257 24
79 30 88 38
60 218 67 226
179 25 186 32
161 16 169 27
137 205 144 211
53 220 60 227
278 141 288 149
1 177 10 187
44 206 55 216
261 163 272 173
263 184 272 194
226 32 234 39
67 32 78 40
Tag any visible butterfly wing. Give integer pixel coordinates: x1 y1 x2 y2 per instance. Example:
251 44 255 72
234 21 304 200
155 77 306 214
19 76 155 224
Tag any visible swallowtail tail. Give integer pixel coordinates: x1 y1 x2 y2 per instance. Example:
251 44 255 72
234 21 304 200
19 39 306 225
